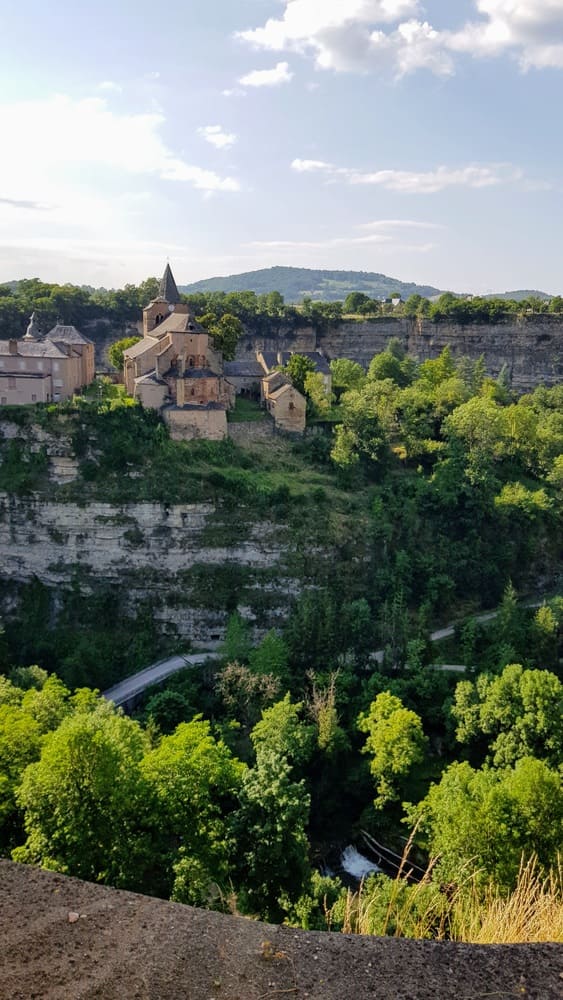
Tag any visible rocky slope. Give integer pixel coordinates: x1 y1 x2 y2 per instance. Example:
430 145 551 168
1 861 561 1000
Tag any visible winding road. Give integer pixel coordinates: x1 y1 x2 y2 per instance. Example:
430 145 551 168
102 600 547 707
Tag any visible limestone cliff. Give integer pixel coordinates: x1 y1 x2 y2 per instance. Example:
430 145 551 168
236 315 563 390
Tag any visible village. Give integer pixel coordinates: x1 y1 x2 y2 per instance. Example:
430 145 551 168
0 264 334 438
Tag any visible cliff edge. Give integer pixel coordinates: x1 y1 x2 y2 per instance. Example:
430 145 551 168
0 861 561 999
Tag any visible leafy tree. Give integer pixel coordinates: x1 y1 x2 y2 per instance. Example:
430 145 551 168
408 757 563 889
304 371 332 416
144 689 193 734
358 692 427 808
329 358 365 393
0 702 42 843
343 292 370 314
220 611 252 663
141 717 244 904
108 336 141 371
233 748 310 920
283 354 316 395
248 630 290 685
250 694 314 769
208 312 243 361
452 664 563 768
14 703 153 889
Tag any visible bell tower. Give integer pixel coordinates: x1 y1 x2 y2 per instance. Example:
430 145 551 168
143 262 184 336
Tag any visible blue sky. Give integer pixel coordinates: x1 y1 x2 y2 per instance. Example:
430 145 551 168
1 0 563 293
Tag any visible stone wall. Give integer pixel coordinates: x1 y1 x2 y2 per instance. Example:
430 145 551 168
227 420 274 444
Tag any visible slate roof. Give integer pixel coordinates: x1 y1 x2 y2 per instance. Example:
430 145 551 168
163 401 225 412
152 312 206 335
279 351 331 374
0 340 68 358
46 324 93 346
259 351 278 372
181 368 217 379
224 361 264 378
159 263 181 304
135 372 168 386
269 383 295 400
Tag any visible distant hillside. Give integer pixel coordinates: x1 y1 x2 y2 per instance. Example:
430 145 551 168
485 289 552 302
180 266 443 303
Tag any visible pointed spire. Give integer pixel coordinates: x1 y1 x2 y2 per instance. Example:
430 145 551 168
23 311 40 341
158 262 180 304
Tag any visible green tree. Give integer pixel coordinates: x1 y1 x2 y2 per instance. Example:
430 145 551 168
329 358 365 393
108 335 141 371
283 354 317 395
408 757 563 889
250 694 314 769
358 692 427 808
304 371 332 416
14 703 152 888
452 664 563 768
209 313 243 360
141 717 244 904
233 748 310 920
343 292 370 314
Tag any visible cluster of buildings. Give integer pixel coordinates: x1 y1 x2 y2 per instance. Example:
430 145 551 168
1 264 331 440
0 314 94 406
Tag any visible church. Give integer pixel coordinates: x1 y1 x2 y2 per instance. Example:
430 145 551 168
123 264 234 440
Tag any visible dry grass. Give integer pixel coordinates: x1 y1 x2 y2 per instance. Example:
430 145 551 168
330 855 562 945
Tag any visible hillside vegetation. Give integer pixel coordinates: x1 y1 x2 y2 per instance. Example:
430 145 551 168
0 340 561 941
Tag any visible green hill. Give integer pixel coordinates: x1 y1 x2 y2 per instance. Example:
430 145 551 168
179 266 443 303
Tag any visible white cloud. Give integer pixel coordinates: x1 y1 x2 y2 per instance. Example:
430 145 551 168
448 1 563 69
291 157 527 192
237 1 453 76
0 95 241 212
239 61 294 87
222 87 247 97
357 219 446 230
197 124 237 150
237 0 563 76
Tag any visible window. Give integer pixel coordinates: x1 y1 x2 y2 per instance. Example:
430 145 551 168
1 397 6 405
8 377 16 389
19 360 25 370
53 362 59 372
54 380 63 388
31 394 37 402
37 360 43 372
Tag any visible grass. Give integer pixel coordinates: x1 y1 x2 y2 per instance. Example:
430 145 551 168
330 855 563 944
227 397 267 422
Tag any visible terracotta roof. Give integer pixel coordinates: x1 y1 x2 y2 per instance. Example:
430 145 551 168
124 336 159 359
159 263 181 304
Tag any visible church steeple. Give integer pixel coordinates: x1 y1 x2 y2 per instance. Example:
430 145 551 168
23 311 40 341
159 262 180 304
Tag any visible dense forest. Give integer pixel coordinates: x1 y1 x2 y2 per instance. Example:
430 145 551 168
0 335 561 939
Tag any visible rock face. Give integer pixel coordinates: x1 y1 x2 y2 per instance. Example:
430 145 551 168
0 493 304 642
236 315 563 391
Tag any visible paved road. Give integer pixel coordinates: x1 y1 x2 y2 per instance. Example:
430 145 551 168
104 599 547 706
103 652 219 707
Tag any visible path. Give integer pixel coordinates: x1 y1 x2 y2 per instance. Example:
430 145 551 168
103 652 219 707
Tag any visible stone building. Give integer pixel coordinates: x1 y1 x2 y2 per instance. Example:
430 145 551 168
0 313 94 405
261 371 306 433
123 264 234 440
256 349 332 394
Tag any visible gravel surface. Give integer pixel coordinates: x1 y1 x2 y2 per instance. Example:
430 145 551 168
1 861 561 1000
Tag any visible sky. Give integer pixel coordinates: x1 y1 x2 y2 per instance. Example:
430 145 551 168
1 0 563 293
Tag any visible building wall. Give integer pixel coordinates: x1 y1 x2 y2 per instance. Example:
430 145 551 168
135 379 167 409
0 374 51 405
269 388 306 433
164 407 227 441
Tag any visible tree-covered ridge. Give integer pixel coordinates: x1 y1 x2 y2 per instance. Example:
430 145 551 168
179 266 443 302
2 275 562 342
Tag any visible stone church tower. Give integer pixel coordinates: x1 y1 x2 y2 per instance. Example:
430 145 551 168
143 263 189 336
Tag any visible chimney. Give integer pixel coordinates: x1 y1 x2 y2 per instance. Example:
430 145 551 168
8 339 18 356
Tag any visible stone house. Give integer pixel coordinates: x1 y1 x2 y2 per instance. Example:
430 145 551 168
123 264 234 440
261 371 306 433
0 313 95 405
256 349 332 394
